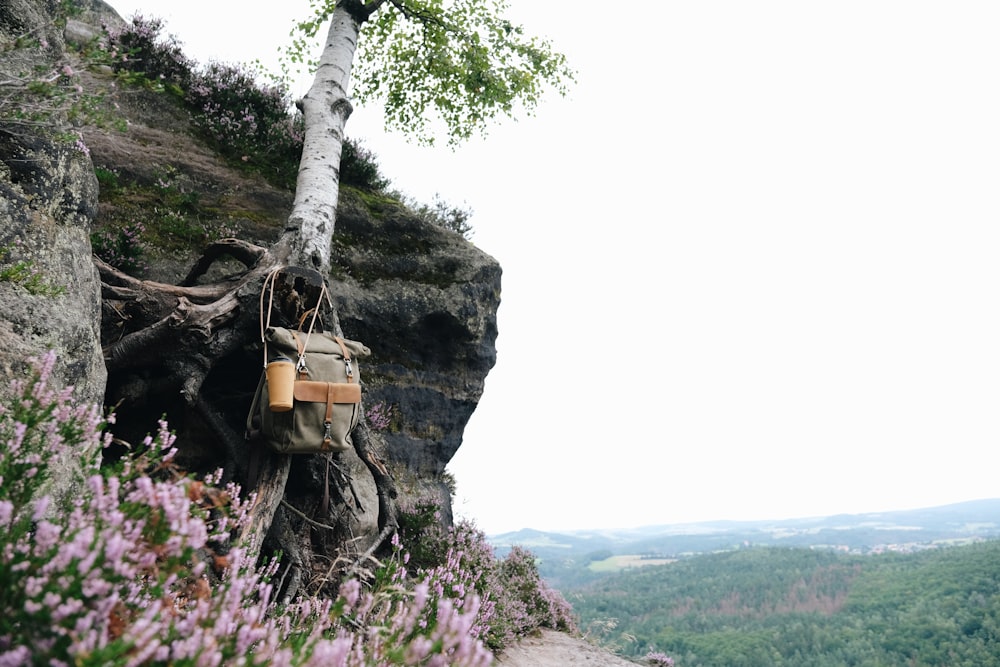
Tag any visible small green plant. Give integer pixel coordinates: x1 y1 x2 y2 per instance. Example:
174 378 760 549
151 165 201 212
397 497 451 570
341 137 392 192
440 469 458 497
90 221 147 275
93 166 120 192
0 242 66 297
156 209 203 242
403 193 475 240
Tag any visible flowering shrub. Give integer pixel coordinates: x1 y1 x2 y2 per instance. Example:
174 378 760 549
100 15 302 188
99 13 416 197
365 400 396 432
396 496 579 652
499 546 577 634
0 25 112 144
340 138 392 192
397 495 452 570
185 61 303 186
0 352 103 513
646 651 677 667
0 353 498 665
91 221 147 275
101 14 194 92
71 130 90 156
403 193 475 240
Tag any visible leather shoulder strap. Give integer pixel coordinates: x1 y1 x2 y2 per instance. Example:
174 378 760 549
333 337 355 382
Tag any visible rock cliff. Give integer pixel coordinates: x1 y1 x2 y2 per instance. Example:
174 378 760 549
0 0 500 526
331 193 501 480
0 0 107 406
0 0 112 504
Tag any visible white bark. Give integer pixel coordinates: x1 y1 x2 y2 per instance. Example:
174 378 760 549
283 5 361 273
241 6 363 566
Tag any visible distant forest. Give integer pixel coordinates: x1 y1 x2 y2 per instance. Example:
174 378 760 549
565 540 1000 666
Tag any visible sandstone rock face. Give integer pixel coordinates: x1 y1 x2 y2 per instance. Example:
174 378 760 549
0 0 65 53
331 194 500 477
0 1 108 503
0 3 107 407
244 187 501 537
0 133 106 405
330 192 500 516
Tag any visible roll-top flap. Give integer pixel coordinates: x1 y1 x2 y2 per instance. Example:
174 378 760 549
294 381 362 404
265 328 371 359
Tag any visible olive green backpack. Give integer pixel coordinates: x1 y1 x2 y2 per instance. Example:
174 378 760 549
246 269 370 454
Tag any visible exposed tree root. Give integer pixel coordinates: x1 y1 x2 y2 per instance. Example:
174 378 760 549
95 240 398 589
180 238 269 287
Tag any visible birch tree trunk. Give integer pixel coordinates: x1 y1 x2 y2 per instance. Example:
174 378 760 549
277 5 361 273
238 6 398 585
97 5 396 591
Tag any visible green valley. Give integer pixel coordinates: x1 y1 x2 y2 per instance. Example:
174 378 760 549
566 541 1000 666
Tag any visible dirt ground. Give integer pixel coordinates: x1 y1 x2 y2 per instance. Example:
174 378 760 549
495 630 641 666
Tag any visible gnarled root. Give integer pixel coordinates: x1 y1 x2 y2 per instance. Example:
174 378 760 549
97 247 398 587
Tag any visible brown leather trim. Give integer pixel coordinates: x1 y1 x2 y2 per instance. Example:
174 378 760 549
294 381 361 404
325 384 334 423
289 330 305 357
333 336 351 361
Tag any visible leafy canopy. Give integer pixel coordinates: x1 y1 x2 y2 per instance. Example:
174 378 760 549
285 0 574 146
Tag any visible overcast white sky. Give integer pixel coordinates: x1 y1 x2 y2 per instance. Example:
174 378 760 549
109 0 1000 535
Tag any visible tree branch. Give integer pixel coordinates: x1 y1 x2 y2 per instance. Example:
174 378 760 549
387 0 448 28
103 298 194 370
354 0 390 21
280 498 340 532
343 521 395 581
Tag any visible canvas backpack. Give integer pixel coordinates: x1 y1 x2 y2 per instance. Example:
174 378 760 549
246 268 370 454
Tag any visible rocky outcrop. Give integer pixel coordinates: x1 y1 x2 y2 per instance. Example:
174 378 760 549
0 132 106 405
1 0 500 530
0 1 108 505
0 1 107 406
331 191 500 512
